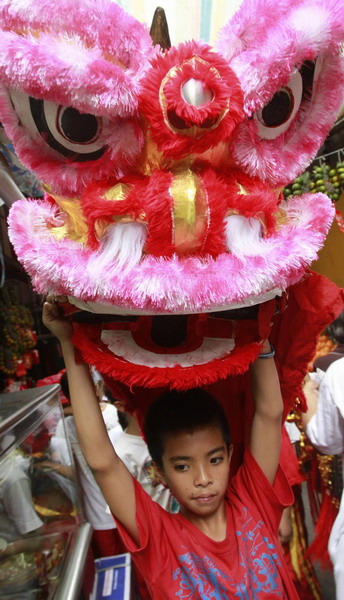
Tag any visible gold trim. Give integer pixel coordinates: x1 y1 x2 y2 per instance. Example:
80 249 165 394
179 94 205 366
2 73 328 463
104 183 131 202
170 169 209 253
48 194 88 244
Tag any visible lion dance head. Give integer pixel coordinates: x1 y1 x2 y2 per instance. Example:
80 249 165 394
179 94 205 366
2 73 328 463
1 0 344 424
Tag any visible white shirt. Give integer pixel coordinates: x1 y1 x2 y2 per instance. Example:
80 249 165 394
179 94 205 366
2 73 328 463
113 432 179 513
100 403 120 431
307 358 344 458
0 456 43 539
64 417 117 530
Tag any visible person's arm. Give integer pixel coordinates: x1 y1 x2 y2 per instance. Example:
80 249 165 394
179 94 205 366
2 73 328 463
249 340 283 484
0 527 43 558
302 370 344 455
301 375 319 428
42 300 139 544
34 459 74 479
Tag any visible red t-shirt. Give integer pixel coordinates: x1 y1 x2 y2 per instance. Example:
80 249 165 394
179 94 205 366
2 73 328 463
115 450 299 599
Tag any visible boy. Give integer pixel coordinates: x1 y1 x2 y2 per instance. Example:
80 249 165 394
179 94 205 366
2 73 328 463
43 299 299 599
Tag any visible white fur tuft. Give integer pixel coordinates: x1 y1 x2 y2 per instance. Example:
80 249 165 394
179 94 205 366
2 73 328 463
87 222 147 277
225 214 267 256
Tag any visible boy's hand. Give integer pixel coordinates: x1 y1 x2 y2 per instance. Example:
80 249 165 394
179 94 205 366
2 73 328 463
42 298 73 342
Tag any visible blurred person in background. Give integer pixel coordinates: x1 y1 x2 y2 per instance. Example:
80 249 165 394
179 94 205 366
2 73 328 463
303 357 344 600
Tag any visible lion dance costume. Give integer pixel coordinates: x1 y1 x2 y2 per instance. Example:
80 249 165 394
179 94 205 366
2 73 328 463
0 0 344 592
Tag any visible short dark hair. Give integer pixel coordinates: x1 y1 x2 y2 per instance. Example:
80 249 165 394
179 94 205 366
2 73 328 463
144 388 231 468
327 310 344 344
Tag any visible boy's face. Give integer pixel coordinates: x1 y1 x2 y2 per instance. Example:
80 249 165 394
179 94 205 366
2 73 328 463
158 425 232 522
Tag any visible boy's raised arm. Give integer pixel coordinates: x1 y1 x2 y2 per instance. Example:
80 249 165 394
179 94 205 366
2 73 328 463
42 300 140 544
249 340 283 484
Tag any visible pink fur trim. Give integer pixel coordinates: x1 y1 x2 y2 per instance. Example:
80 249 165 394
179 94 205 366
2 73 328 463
216 0 344 185
0 88 144 197
8 193 334 313
229 54 344 185
216 0 302 63
0 0 155 116
218 0 344 110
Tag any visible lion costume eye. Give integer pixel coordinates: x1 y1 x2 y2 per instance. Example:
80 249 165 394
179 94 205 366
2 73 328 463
254 70 303 140
9 89 105 161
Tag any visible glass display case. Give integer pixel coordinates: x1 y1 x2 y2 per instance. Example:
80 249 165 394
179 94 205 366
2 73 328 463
0 384 93 600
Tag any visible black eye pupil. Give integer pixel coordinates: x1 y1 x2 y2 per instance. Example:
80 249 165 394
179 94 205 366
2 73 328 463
261 90 293 127
60 107 99 143
28 97 105 162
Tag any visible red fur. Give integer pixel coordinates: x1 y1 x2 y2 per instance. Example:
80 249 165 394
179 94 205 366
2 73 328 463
163 59 234 125
72 323 260 390
196 167 229 256
224 170 280 233
143 170 175 257
306 491 338 570
81 175 148 248
139 41 244 159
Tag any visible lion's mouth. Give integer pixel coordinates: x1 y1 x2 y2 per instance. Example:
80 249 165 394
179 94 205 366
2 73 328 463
73 311 237 367
66 301 277 388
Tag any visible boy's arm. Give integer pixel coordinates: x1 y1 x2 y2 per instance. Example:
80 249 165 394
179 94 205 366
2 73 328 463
42 301 140 544
249 340 283 484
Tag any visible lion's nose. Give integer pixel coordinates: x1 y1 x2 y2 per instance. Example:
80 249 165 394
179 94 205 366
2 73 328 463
139 44 244 157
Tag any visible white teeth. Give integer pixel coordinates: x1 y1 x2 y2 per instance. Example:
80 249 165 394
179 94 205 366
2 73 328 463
101 330 235 367
224 214 267 257
87 221 147 277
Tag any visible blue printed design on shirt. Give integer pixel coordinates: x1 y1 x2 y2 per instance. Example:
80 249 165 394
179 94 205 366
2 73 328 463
235 506 283 598
172 507 284 599
173 553 231 599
